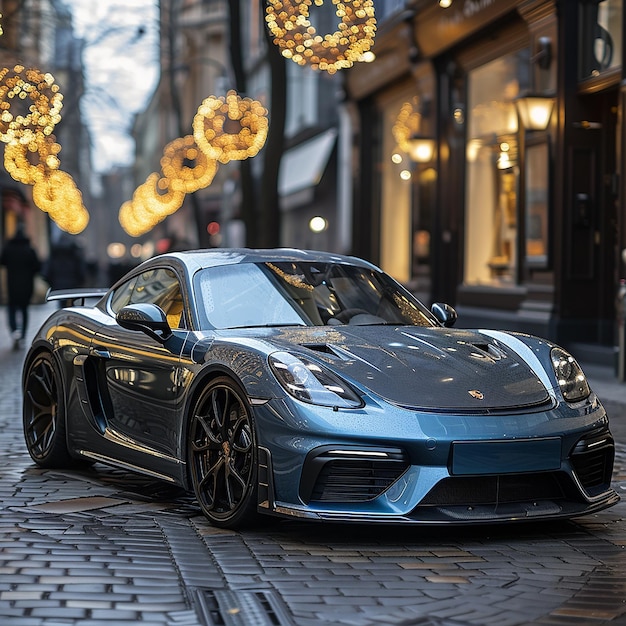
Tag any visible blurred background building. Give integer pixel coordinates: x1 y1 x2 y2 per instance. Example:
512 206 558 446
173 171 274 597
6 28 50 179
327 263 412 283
345 0 623 367
1 0 625 366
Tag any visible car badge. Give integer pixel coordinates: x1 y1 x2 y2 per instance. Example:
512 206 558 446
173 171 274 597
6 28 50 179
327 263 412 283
468 390 484 400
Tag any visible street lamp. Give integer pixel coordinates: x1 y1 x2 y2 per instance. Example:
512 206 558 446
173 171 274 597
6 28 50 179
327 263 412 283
515 94 555 131
407 134 436 163
309 216 328 233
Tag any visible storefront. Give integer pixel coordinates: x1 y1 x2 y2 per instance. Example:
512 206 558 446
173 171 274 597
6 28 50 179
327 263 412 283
347 0 625 361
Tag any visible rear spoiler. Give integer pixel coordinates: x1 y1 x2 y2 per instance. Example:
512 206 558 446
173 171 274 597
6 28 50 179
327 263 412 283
46 288 109 306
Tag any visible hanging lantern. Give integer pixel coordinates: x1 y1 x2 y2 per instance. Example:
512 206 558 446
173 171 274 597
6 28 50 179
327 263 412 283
265 0 376 74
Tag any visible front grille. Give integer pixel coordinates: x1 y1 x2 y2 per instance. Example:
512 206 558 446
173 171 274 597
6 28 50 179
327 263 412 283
308 459 409 503
571 430 614 495
419 472 570 506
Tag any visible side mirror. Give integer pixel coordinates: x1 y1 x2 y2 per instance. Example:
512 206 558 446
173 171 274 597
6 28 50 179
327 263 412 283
431 302 458 328
117 303 172 342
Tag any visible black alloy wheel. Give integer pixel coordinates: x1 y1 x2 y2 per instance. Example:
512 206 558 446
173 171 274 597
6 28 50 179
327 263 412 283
23 352 74 467
188 376 259 528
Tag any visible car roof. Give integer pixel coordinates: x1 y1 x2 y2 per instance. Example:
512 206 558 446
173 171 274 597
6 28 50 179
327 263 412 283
157 248 381 272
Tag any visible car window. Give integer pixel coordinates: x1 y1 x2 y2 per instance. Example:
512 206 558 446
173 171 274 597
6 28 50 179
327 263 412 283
110 268 187 329
196 264 306 329
194 261 436 328
109 275 137 313
264 262 436 327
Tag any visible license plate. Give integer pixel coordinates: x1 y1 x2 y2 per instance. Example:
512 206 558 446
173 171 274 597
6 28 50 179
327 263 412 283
451 438 561 475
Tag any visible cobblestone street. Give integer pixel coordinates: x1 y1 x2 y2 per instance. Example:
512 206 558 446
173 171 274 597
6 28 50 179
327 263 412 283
1 304 626 626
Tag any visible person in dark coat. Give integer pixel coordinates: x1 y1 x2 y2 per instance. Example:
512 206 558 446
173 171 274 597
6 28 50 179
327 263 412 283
0 222 41 349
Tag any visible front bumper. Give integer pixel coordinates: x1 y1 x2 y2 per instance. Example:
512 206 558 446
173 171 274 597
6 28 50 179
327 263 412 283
254 395 620 524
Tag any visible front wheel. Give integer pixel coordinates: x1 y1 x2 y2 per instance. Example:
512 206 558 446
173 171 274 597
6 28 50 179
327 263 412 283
23 352 74 468
188 376 260 529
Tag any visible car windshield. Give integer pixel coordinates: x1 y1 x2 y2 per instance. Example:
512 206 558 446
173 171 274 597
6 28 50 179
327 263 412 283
194 261 437 330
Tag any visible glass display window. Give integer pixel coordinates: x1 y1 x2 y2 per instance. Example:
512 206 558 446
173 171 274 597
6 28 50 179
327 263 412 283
464 49 530 287
580 0 623 79
380 88 435 292
380 91 418 283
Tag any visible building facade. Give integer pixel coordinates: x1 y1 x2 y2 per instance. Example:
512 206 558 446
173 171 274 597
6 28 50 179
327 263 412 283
0 0 55 257
0 0 92 298
346 0 625 363
133 0 231 251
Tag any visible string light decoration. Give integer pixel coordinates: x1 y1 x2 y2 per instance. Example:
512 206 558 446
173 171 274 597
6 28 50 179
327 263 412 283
133 172 186 215
119 199 161 237
121 90 269 236
32 170 90 234
3 135 61 184
265 0 376 74
160 135 218 193
392 99 421 153
0 64 90 233
0 65 63 147
193 90 268 164
119 173 185 236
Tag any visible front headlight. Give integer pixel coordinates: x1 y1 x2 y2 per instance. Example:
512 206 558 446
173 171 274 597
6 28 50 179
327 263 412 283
269 351 363 409
551 347 590 402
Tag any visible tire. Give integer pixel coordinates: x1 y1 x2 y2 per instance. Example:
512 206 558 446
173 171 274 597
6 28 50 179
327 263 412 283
188 376 260 529
23 352 74 468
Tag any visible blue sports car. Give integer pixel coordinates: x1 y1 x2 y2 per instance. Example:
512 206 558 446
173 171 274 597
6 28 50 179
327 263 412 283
22 248 619 528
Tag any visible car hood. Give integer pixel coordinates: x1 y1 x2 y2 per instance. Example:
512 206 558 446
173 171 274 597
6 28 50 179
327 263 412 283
269 325 552 411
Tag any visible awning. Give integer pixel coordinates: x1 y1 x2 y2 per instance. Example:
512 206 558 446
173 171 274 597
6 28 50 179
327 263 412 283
279 129 337 211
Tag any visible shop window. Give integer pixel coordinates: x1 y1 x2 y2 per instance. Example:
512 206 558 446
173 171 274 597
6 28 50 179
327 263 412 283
580 0 623 79
380 92 434 293
464 49 530 287
380 93 418 284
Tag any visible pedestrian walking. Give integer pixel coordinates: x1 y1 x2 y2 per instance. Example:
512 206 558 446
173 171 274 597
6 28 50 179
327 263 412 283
0 221 41 349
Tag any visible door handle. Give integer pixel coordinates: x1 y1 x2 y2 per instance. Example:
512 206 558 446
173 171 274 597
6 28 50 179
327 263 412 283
90 346 111 359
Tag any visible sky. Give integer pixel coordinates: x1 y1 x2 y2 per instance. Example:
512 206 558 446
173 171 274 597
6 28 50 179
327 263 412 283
63 0 160 173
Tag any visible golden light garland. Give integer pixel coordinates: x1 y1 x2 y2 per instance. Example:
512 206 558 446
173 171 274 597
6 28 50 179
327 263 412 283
160 135 218 193
3 135 61 184
192 90 269 164
265 0 376 74
121 89 269 236
0 64 89 234
0 65 63 146
392 99 421 153
119 173 185 236
32 170 89 234
119 199 160 237
133 172 186 215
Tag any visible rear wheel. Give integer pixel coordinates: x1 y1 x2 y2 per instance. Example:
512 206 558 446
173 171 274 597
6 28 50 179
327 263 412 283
23 352 74 468
188 377 260 528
